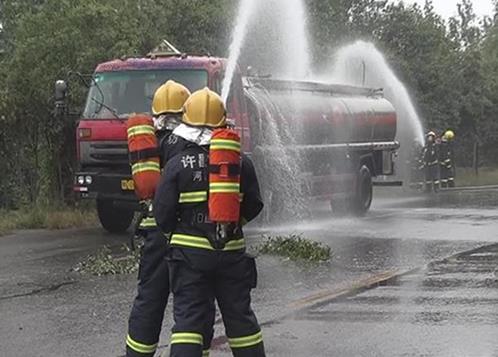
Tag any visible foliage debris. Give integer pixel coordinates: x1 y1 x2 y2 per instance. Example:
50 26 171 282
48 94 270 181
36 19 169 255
258 234 332 262
73 245 140 276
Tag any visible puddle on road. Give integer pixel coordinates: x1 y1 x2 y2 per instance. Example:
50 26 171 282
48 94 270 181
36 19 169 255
295 243 498 353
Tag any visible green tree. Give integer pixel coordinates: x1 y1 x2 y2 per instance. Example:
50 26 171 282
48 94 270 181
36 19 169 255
0 0 233 207
374 1 461 132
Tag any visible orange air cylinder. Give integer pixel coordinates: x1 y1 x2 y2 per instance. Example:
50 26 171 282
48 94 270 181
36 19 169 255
208 129 241 223
126 114 161 200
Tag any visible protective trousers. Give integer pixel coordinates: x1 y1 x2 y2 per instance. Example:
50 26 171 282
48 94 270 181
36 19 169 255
126 229 215 356
440 163 455 188
425 163 439 193
168 248 265 357
409 164 423 190
126 229 170 357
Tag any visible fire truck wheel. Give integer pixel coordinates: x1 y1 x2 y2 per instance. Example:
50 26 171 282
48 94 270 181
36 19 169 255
97 199 134 234
352 165 373 216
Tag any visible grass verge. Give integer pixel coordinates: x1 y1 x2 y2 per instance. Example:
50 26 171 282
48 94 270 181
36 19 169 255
73 245 140 276
0 206 98 236
258 234 332 262
456 167 498 187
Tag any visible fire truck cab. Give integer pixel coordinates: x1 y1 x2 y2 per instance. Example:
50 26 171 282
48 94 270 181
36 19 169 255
69 53 246 233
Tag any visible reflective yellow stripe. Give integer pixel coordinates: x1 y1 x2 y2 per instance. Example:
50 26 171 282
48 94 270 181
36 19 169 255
224 238 246 250
127 125 155 138
209 182 240 194
202 350 210 357
177 190 242 200
179 191 208 203
210 139 241 152
170 234 214 250
170 234 245 251
211 139 241 146
126 334 158 354
228 331 263 349
210 145 241 152
139 217 157 228
170 332 203 345
132 161 160 175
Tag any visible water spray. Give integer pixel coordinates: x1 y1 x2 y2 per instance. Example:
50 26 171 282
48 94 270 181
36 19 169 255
279 0 311 79
221 0 258 103
326 41 425 182
328 41 425 145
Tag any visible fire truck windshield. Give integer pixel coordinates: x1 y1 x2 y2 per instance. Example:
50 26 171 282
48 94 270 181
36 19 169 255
82 69 208 119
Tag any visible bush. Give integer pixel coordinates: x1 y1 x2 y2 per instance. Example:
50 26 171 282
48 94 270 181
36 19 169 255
0 206 98 236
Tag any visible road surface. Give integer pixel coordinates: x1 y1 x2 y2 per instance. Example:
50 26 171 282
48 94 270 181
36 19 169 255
1 187 498 356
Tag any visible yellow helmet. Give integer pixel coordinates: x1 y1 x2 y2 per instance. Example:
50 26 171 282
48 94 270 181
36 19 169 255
152 80 191 115
444 130 455 141
182 88 226 128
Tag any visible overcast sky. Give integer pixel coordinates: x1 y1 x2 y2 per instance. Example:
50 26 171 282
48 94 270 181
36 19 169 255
395 0 495 19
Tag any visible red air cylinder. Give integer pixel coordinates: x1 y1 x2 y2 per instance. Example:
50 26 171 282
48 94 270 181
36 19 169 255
208 129 241 223
126 114 161 200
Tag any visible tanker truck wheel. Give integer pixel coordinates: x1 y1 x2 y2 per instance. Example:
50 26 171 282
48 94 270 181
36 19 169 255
352 165 373 216
97 199 134 234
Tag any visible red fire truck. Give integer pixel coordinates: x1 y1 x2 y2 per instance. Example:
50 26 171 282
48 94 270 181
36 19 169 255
55 48 398 233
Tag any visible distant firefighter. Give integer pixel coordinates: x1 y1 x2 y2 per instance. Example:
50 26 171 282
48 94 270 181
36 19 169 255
439 130 455 188
422 131 440 193
408 140 424 190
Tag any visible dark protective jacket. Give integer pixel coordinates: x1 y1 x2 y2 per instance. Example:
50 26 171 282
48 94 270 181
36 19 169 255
439 140 454 168
157 132 190 168
153 144 263 251
422 142 438 166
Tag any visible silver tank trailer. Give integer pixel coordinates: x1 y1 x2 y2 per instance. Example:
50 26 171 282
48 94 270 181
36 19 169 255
243 78 397 147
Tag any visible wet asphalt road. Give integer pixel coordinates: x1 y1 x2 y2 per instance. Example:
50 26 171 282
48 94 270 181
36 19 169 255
260 244 498 357
1 188 498 356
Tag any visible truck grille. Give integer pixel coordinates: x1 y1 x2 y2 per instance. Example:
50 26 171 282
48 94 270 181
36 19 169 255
80 141 129 166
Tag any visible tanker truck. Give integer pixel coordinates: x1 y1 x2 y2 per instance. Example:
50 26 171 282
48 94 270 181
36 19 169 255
55 49 398 233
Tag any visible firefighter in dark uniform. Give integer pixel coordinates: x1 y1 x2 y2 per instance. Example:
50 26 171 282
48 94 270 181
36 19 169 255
126 81 214 357
408 140 424 190
422 131 440 193
439 130 455 188
153 88 266 357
